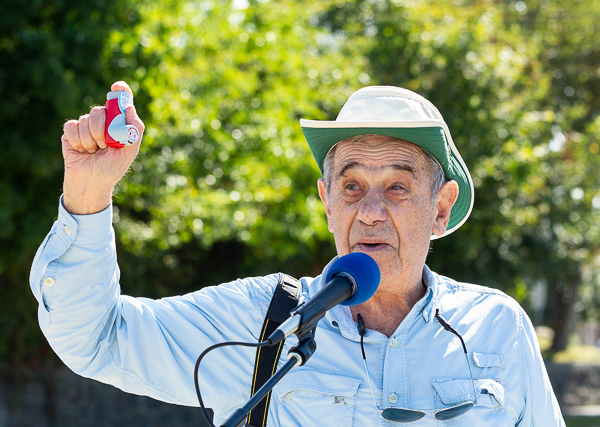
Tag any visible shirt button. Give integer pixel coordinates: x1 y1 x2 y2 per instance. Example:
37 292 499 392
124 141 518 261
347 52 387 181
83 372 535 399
388 393 398 404
44 277 55 287
390 338 398 348
64 225 72 236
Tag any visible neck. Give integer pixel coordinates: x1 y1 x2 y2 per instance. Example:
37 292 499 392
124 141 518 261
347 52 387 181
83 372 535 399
350 277 426 338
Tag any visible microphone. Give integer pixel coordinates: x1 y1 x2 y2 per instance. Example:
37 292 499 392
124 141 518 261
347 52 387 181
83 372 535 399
267 252 380 345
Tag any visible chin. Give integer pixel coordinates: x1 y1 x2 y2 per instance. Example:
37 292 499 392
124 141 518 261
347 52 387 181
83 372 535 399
365 258 398 276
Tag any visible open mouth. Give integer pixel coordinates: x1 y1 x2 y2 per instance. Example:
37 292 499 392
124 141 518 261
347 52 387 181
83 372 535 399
356 242 389 252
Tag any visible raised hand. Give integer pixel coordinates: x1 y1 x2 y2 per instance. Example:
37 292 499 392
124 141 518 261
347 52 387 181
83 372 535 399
62 81 145 214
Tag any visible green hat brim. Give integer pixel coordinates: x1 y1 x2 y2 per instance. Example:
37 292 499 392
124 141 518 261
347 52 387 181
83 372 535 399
301 125 473 238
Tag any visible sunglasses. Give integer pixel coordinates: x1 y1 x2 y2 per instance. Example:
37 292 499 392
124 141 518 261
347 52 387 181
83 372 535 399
357 309 478 422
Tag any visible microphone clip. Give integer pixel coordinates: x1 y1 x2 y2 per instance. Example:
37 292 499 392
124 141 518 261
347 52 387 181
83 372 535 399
288 327 317 366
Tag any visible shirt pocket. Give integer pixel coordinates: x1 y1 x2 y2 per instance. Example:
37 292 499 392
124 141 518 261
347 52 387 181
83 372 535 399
272 368 361 427
431 377 509 426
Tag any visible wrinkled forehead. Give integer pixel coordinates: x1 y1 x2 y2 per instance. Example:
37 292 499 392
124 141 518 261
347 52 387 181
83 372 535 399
332 134 433 175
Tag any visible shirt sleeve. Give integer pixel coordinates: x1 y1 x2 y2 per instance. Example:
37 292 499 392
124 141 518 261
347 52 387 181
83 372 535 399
30 197 279 416
517 307 566 426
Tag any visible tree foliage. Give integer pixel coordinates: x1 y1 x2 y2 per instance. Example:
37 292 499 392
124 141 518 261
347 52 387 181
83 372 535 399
2 0 600 363
0 0 138 363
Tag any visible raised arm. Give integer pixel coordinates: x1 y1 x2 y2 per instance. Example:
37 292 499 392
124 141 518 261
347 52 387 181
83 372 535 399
30 83 278 417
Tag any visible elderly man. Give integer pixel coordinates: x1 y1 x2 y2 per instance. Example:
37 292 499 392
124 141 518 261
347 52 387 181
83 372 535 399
30 83 564 426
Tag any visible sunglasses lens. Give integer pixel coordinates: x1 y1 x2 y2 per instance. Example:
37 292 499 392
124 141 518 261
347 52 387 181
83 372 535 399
382 408 426 422
434 402 474 421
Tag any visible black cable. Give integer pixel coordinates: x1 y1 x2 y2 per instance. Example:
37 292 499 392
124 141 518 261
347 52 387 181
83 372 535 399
194 339 271 427
434 308 467 354
356 313 367 360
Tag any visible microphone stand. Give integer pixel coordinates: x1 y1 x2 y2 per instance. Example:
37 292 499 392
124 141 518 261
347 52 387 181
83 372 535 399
220 329 317 427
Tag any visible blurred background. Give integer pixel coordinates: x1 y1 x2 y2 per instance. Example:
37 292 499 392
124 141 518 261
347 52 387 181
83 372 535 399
1 0 600 425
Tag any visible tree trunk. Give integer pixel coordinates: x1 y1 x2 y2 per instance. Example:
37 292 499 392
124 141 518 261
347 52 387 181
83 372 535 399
550 274 581 352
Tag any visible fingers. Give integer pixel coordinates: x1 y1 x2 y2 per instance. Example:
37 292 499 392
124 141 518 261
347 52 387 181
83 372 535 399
63 83 137 153
64 120 84 153
63 107 108 153
78 115 98 153
89 106 107 149
111 81 133 97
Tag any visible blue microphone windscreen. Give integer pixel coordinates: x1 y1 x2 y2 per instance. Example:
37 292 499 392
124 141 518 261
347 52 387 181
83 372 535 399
325 253 380 306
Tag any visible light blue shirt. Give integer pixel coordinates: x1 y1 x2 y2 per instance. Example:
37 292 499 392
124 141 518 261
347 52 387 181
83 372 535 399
30 199 565 426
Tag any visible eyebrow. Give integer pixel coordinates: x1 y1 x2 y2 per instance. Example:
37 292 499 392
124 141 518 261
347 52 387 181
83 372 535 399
338 161 416 178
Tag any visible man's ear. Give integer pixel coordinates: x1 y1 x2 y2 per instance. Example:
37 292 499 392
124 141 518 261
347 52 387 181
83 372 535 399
432 180 459 237
317 179 334 233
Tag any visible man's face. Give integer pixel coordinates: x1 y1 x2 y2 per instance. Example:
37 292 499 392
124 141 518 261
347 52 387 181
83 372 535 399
318 135 457 289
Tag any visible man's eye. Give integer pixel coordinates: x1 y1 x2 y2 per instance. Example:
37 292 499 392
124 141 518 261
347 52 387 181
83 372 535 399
345 184 360 191
390 184 406 191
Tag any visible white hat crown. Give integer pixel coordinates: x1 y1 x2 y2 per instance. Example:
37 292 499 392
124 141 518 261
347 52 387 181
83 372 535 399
337 86 445 123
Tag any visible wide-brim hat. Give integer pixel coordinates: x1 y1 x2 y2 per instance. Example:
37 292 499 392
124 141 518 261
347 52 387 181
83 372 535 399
300 86 474 239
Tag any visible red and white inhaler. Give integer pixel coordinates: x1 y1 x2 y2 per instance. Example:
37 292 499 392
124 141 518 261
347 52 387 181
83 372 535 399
105 90 140 148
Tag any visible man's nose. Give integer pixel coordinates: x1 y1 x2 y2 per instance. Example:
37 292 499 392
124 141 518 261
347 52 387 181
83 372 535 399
357 189 388 225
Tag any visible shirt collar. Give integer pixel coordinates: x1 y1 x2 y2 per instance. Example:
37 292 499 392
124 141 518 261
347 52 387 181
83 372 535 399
420 265 440 323
310 258 441 337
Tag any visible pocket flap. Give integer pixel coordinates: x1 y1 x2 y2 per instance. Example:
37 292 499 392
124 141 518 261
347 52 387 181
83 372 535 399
431 377 505 408
275 369 361 399
473 352 505 368
431 377 475 405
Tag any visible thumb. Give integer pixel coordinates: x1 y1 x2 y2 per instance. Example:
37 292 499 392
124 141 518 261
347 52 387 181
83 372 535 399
125 105 145 143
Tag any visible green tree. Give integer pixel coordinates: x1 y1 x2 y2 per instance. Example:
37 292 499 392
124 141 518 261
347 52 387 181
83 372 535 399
107 0 368 297
320 0 600 352
0 0 137 363
500 0 600 351
4 0 600 364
